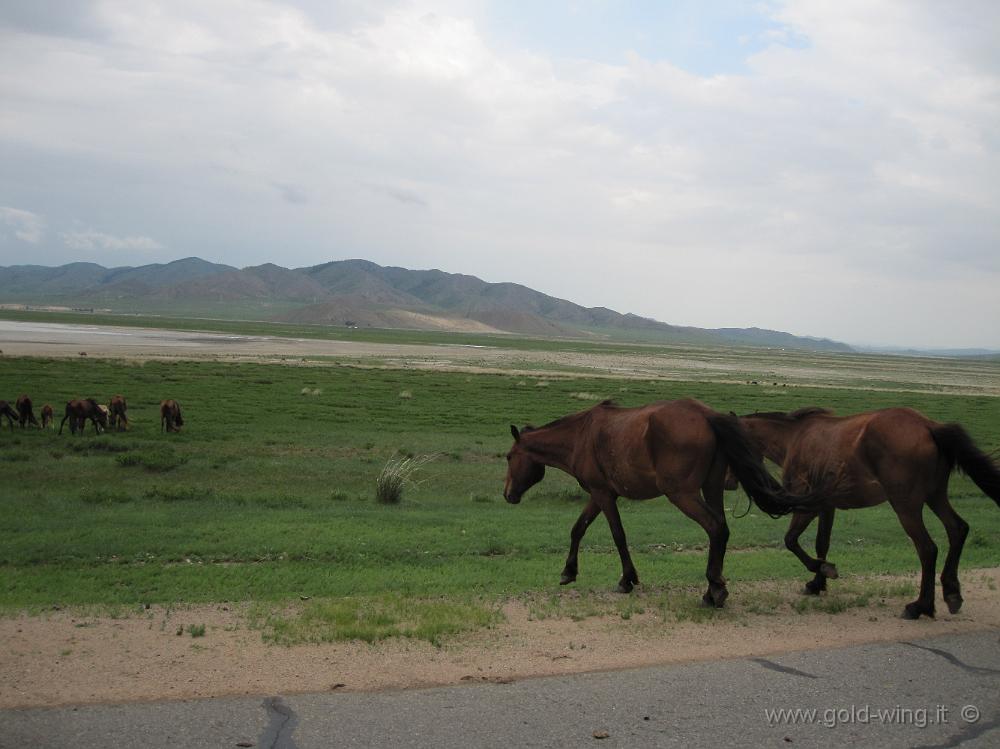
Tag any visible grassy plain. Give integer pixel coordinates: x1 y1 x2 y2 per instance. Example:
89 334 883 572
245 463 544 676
1 336 999 641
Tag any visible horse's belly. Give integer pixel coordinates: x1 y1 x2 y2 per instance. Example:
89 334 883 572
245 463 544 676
610 469 661 499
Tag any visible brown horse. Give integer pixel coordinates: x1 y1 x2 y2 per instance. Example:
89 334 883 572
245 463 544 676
504 399 828 606
16 394 40 428
108 395 128 431
740 407 1000 619
160 399 184 433
41 404 54 429
58 398 109 435
0 400 17 430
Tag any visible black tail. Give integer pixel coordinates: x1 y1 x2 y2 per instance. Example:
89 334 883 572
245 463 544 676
932 424 1000 506
707 413 827 518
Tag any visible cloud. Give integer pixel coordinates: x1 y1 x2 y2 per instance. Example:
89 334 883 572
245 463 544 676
272 181 308 205
0 206 44 243
367 183 429 208
0 1 107 40
61 230 164 252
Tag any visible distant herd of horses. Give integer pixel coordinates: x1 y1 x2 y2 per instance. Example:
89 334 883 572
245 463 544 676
504 398 1000 620
0 394 184 435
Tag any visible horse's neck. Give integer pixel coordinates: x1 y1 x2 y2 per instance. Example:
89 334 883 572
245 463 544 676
523 424 580 472
745 418 801 463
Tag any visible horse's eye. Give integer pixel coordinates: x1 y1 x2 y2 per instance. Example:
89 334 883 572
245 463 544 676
506 454 511 462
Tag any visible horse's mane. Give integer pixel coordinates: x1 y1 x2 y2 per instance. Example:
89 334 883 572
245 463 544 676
746 407 833 421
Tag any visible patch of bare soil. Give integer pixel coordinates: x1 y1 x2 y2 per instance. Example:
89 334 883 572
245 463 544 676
3 569 1000 709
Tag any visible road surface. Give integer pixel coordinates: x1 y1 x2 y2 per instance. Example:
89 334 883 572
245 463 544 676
2 630 998 749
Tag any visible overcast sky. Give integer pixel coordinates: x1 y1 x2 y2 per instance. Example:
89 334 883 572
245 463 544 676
1 1 998 348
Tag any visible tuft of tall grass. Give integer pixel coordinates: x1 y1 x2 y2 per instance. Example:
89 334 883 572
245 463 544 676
375 453 437 504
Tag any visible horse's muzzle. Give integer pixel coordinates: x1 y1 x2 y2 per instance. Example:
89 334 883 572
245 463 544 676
504 492 521 505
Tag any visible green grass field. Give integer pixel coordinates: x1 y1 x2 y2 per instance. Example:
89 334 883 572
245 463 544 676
1 351 999 640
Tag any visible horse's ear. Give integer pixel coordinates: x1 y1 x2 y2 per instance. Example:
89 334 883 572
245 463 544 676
510 425 520 442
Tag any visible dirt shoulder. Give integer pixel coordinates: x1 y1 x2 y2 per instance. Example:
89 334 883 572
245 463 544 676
3 569 999 710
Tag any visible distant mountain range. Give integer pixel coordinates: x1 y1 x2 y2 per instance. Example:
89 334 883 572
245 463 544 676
0 256 855 352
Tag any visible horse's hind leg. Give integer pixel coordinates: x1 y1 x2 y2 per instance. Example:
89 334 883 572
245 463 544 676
894 503 938 619
928 491 969 614
669 491 729 607
561 498 601 585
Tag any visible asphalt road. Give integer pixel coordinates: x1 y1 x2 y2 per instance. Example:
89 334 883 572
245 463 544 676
2 630 998 749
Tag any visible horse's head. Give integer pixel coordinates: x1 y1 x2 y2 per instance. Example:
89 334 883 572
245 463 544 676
503 425 545 504
92 400 109 429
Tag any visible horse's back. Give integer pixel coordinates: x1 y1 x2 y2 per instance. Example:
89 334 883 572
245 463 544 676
598 398 716 446
583 399 718 497
790 407 943 505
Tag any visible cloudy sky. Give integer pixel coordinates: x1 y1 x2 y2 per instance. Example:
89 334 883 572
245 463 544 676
1 1 998 348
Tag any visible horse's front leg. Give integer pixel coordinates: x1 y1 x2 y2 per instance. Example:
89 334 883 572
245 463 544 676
561 497 601 585
804 509 838 594
784 511 837 594
598 493 638 593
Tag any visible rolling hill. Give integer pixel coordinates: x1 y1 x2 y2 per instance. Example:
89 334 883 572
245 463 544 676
0 257 853 352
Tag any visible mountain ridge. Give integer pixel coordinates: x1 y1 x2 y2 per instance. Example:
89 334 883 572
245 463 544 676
0 257 854 352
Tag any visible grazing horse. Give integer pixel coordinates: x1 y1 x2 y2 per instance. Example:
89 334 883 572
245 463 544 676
108 394 128 431
503 399 827 606
16 395 40 428
97 405 111 433
58 398 109 435
0 400 17 430
160 399 184 433
740 407 1000 619
41 404 55 429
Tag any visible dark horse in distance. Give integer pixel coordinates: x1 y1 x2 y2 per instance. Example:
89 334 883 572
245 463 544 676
58 398 109 435
16 394 40 428
740 407 1000 619
0 400 17 430
504 399 827 607
160 399 184 432
108 394 128 431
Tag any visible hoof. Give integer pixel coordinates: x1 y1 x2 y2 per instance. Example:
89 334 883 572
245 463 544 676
711 587 728 609
803 581 824 596
901 602 934 620
701 587 728 608
819 562 838 579
616 581 634 594
559 573 576 586
944 594 963 615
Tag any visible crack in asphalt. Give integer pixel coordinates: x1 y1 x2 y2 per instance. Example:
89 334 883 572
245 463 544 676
259 696 300 749
750 658 818 679
913 714 1000 749
901 642 1000 676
